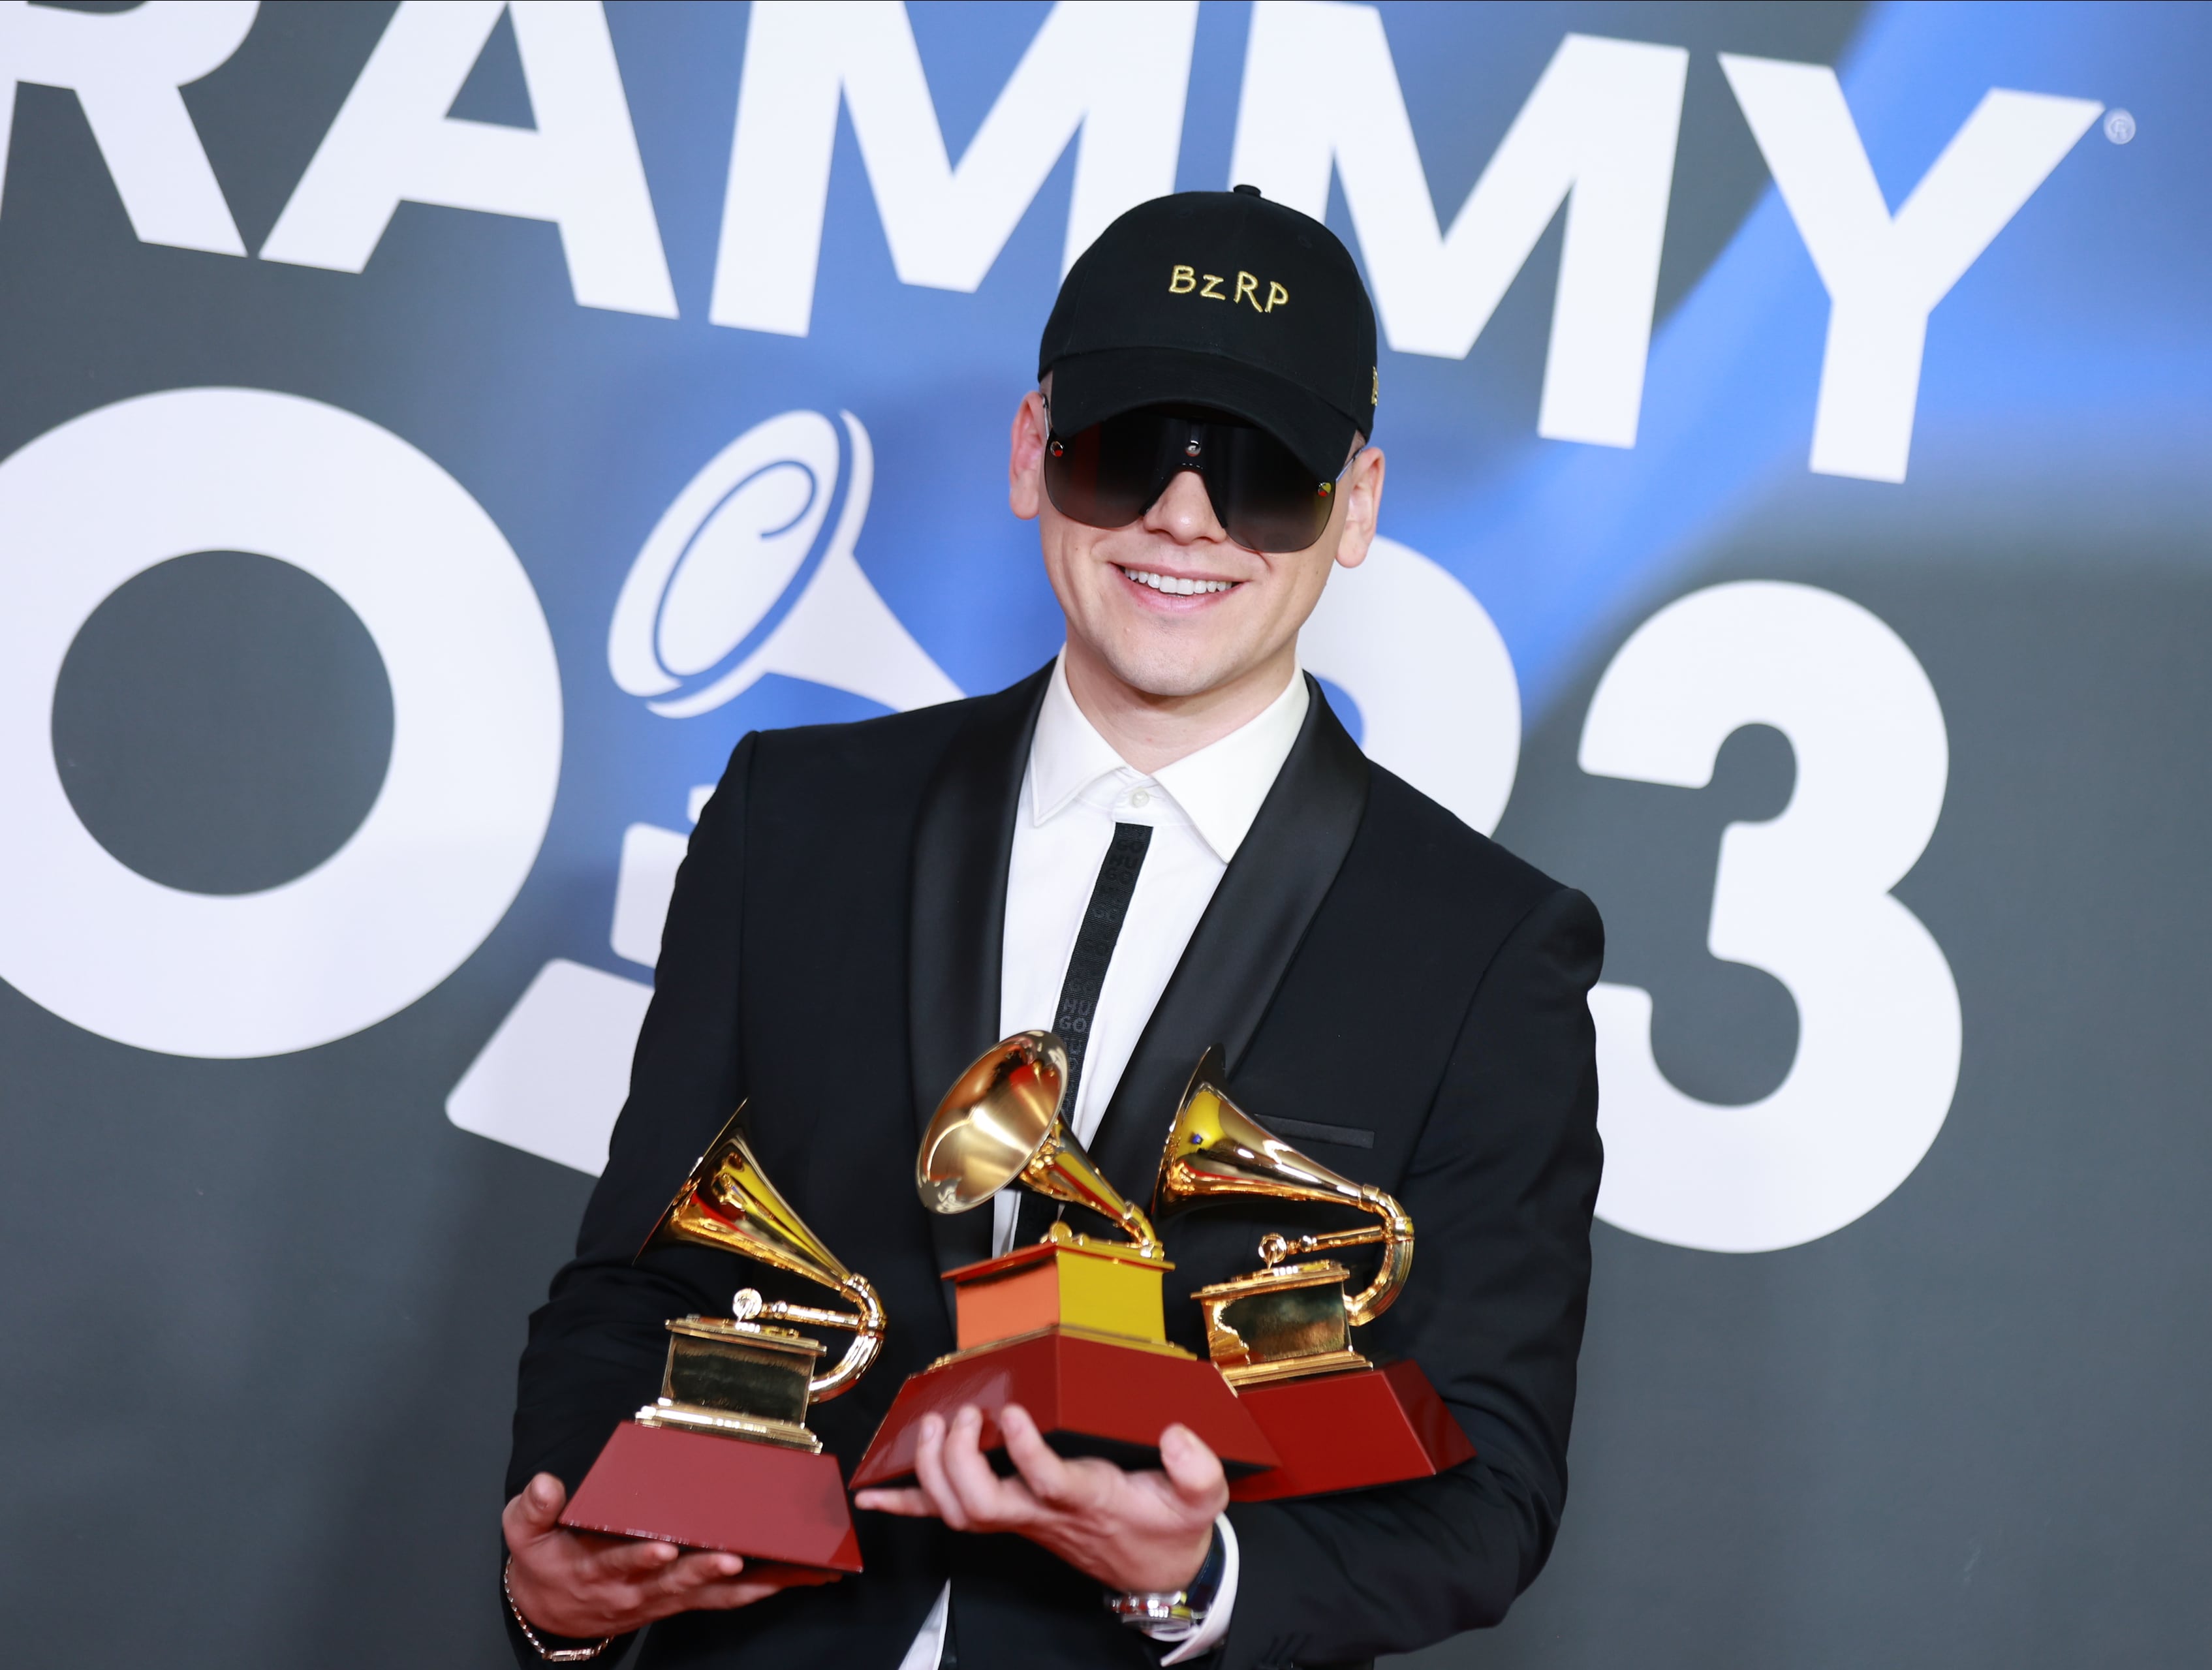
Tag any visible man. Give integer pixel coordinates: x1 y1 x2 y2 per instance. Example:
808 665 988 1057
501 187 1602 1669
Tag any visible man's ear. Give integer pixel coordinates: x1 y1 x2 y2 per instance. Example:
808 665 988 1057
1330 445 1386 570
1009 389 1049 521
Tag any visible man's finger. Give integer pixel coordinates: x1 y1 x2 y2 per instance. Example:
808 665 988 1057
524 1472 567 1528
650 1550 745 1600
505 1472 567 1543
589 1536 686 1580
941 1404 1031 1527
999 1403 1082 1509
657 1577 766 1615
853 1487 940 1519
911 1412 971 1530
1157 1423 1228 1513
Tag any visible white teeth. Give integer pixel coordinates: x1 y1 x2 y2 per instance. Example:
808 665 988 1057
1123 568 1232 596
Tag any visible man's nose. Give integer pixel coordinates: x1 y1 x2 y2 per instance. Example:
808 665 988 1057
1143 468 1227 545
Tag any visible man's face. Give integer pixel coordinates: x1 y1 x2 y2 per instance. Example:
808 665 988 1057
1008 390 1386 701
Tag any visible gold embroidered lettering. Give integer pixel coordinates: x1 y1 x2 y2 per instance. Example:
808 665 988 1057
1235 271 1261 311
1266 281 1289 313
1198 272 1226 300
1168 264 1196 294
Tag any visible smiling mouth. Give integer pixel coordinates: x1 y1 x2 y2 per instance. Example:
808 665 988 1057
1119 566 1237 596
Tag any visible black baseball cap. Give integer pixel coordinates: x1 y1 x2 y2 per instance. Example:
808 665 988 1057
1038 187 1379 482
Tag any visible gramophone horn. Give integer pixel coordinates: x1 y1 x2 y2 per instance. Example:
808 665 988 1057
916 1030 1164 1259
1154 1047 1413 1326
643 1108 886 1400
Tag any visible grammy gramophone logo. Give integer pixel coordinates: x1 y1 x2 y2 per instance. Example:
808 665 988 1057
446 409 962 1175
606 409 958 719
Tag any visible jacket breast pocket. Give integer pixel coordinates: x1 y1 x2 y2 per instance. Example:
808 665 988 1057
1256 1115 1375 1150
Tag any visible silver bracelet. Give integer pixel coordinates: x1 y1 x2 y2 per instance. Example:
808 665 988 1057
504 1558 615 1662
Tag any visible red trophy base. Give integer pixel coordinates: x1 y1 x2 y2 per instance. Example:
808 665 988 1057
560 1421 864 1571
1227 1360 1476 1502
850 1327 1278 1489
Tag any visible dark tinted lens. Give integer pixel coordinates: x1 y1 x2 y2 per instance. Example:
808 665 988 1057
1042 407 1337 551
1042 413 1170 529
1211 424 1336 553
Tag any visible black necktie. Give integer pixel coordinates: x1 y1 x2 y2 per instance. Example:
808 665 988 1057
1014 820 1151 1247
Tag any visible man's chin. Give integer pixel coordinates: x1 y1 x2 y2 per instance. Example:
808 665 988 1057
1093 640 1264 704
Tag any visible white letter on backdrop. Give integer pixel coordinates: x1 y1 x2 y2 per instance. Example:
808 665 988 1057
1721 55 2098 483
712 0 1197 337
262 0 675 317
0 389 562 1060
1230 4 1685 447
1579 581 1959 1253
0 0 255 254
1297 537 1519 837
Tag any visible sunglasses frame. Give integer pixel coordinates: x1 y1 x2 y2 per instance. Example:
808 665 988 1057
1040 399 1356 555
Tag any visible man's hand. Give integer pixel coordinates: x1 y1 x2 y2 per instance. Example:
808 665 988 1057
502 1473 840 1639
853 1403 1226 1593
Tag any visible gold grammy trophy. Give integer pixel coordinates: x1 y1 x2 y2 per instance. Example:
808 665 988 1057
1154 1048 1475 1501
851 1032 1274 1487
560 1110 884 1570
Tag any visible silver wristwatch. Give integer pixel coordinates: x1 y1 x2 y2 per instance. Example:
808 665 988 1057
1104 1524 1226 1637
1105 1587 1206 1628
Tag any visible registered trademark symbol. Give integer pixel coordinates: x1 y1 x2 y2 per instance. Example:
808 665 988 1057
2104 108 2136 144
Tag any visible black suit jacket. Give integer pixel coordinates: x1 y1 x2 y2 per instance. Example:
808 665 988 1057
506 667 1603 1670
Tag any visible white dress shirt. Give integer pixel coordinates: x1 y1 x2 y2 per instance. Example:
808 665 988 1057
897 653 1309 1670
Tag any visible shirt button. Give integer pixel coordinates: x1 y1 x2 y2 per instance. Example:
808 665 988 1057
1129 788 1151 808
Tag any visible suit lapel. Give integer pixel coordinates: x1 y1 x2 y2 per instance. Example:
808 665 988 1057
907 665 1052 1325
1086 677 1371 1203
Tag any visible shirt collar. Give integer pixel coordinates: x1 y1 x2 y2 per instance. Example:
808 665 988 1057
1029 653 1309 863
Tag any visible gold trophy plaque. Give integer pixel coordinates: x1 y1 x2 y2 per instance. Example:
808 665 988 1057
850 1032 1275 1487
1155 1048 1475 1500
559 1109 884 1569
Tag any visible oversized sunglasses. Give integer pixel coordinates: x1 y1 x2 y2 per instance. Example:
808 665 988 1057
1042 406 1347 554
